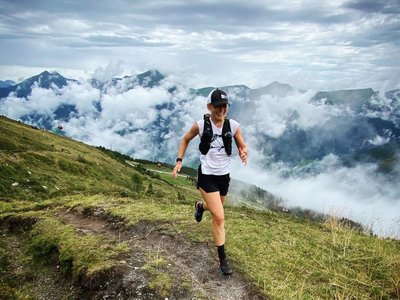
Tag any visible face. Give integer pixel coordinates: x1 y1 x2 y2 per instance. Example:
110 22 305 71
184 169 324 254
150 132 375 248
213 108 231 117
208 103 228 120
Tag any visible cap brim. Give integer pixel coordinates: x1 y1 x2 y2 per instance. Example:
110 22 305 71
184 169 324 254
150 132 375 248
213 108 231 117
211 100 230 106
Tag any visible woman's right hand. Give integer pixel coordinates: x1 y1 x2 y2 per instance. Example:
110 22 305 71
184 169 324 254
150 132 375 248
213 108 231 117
172 162 182 179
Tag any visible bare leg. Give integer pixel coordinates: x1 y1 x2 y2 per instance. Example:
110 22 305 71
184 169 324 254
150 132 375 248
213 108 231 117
198 189 233 275
199 188 225 246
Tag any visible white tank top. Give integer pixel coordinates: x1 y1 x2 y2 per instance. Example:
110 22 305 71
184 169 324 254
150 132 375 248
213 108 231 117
196 118 239 175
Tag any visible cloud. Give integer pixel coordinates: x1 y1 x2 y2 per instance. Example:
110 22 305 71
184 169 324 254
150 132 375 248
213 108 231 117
231 155 400 238
0 85 61 119
1 1 399 91
101 86 170 127
368 135 390 146
0 96 31 119
253 90 347 137
0 79 101 120
344 0 400 14
66 116 157 159
49 81 100 116
92 60 125 82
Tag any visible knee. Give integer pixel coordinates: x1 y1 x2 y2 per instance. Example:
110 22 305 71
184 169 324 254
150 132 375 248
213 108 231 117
212 214 224 226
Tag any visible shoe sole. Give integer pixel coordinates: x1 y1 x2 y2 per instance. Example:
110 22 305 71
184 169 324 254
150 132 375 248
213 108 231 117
194 202 203 222
219 259 233 275
220 270 233 276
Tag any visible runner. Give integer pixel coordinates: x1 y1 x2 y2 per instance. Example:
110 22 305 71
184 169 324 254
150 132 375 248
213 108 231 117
172 88 248 275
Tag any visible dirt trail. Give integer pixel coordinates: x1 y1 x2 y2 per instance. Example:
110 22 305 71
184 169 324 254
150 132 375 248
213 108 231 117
56 209 267 300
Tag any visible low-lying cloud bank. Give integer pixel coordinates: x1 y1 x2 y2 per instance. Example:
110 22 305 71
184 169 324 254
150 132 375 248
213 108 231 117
231 155 400 238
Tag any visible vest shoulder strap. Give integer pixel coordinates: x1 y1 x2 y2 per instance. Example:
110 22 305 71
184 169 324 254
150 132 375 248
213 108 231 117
222 118 232 156
199 114 213 155
203 114 212 135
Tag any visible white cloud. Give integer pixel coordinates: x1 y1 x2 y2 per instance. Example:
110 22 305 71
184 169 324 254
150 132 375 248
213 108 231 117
54 18 92 33
100 85 170 128
250 90 348 138
231 156 400 238
0 80 101 119
0 96 31 119
59 81 100 114
92 60 125 82
1 1 399 91
368 135 390 146
27 85 61 114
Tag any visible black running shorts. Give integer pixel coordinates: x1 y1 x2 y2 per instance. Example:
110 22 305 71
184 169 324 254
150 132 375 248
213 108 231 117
197 165 230 196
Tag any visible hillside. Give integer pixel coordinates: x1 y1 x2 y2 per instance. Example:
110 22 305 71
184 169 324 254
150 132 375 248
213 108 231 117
0 115 399 299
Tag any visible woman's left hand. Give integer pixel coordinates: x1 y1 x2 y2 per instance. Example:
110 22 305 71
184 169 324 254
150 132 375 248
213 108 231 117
239 147 248 165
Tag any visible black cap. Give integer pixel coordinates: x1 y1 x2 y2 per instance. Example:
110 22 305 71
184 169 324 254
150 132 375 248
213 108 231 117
207 88 229 106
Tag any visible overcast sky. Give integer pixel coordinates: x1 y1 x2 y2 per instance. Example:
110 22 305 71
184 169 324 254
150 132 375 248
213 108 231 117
0 0 399 91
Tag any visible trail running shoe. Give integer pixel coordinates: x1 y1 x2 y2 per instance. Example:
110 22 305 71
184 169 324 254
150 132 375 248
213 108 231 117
194 201 204 222
219 258 233 276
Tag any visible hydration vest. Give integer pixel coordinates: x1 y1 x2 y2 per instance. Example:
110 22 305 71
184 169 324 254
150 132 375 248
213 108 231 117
199 114 232 156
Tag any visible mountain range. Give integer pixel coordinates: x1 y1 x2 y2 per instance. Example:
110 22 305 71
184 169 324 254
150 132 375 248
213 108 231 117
0 80 15 88
0 70 399 179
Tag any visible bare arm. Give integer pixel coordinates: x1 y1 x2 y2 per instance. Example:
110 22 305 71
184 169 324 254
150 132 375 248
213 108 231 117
234 127 248 164
172 122 199 178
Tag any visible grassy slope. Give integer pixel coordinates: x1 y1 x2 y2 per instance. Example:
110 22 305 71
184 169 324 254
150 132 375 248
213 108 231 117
0 115 399 299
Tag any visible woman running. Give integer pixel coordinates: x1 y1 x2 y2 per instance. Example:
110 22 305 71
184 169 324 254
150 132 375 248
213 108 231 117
172 88 248 275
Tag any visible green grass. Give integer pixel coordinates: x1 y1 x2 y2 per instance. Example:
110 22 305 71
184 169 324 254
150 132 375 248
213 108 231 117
50 194 400 299
29 215 129 278
224 209 400 299
2 194 400 299
0 116 150 201
1 115 400 299
0 231 36 300
161 172 195 187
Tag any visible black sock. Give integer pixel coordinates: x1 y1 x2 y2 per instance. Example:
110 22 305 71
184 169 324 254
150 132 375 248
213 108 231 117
217 244 226 261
